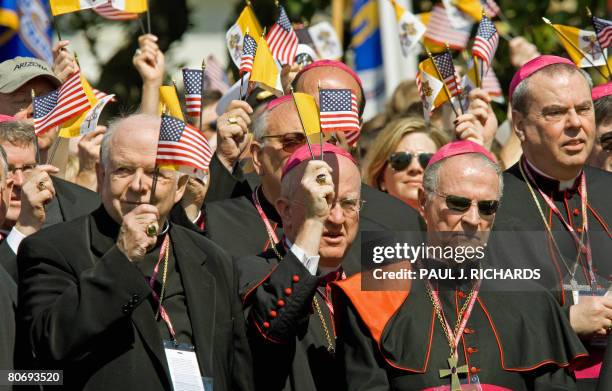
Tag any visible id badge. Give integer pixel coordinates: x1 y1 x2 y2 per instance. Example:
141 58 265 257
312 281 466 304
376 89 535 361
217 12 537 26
164 340 213 391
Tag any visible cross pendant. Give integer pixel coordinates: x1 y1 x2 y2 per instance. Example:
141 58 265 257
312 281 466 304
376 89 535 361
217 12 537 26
562 279 591 305
439 355 469 391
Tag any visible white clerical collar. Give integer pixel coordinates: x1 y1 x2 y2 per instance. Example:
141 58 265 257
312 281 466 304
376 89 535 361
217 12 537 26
524 158 581 191
283 237 341 276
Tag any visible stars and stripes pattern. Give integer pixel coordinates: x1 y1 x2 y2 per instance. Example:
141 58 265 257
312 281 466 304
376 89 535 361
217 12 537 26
319 89 360 135
205 55 230 94
433 52 459 96
93 1 139 20
593 16 612 49
182 69 205 118
424 5 471 50
472 15 499 69
92 88 117 102
33 70 90 136
266 5 299 65
156 115 213 171
239 33 257 75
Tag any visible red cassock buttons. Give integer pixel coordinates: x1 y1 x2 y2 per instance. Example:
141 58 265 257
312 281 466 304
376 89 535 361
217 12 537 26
284 288 293 296
277 299 285 307
292 275 300 283
457 291 466 299
470 367 480 374
269 310 277 318
573 208 580 216
464 328 474 334
467 347 478 354
576 227 584 234
262 322 270 328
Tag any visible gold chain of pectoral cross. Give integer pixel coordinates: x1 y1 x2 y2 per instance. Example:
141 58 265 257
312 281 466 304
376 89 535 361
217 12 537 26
518 162 586 285
312 295 335 354
425 283 476 391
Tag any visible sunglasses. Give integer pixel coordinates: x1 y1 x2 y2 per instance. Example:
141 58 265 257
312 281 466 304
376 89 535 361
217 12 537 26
262 132 307 153
600 133 612 152
434 192 499 216
388 152 433 171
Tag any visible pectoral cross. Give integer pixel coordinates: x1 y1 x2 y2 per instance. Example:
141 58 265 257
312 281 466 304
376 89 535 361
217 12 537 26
562 278 592 305
439 355 469 391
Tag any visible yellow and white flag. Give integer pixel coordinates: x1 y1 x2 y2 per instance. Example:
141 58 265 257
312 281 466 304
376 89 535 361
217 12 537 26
226 5 263 68
389 0 426 56
110 0 147 13
417 58 446 115
51 0 146 16
552 24 608 68
250 37 283 95
291 93 321 136
158 86 185 121
58 73 96 138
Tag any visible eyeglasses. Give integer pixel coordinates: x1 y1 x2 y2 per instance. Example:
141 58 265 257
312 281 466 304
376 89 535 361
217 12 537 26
261 132 307 153
332 198 366 215
7 163 36 178
434 192 499 216
388 152 433 171
600 133 612 152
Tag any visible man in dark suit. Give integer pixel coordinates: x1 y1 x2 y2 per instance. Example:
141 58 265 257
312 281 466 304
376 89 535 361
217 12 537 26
0 120 100 281
17 114 253 390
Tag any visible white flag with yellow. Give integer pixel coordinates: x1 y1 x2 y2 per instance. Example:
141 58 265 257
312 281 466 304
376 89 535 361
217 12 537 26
389 0 425 56
417 57 445 115
226 5 263 68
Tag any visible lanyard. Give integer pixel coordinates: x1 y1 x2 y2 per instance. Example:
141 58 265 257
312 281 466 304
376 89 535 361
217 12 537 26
427 279 481 356
147 234 176 340
522 161 596 289
252 186 279 251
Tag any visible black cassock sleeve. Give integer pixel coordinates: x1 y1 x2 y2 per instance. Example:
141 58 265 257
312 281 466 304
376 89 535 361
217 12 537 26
334 291 390 391
205 154 251 202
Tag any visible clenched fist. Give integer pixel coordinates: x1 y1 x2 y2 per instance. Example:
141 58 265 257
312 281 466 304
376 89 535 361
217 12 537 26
15 164 59 236
117 204 160 262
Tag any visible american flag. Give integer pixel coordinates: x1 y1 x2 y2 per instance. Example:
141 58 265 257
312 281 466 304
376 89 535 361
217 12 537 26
319 89 360 134
93 1 139 20
156 115 213 171
472 15 499 69
204 55 229 94
482 0 500 18
182 69 205 118
33 71 90 136
266 5 299 65
593 16 612 49
92 88 117 102
432 52 459 97
424 4 471 50
483 68 503 103
239 33 257 75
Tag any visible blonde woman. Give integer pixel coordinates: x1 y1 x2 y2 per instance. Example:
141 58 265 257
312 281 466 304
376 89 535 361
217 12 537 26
363 117 447 210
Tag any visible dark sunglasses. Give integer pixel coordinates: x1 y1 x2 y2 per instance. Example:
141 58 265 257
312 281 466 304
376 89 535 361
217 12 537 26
600 133 612 152
435 192 499 216
262 132 307 153
388 152 433 171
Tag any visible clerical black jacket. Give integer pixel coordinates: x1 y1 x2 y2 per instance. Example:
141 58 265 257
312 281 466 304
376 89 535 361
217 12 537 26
17 206 253 391
334 269 588 390
237 243 358 391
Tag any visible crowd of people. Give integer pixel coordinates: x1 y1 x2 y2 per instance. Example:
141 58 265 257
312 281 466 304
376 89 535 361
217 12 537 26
0 10 610 391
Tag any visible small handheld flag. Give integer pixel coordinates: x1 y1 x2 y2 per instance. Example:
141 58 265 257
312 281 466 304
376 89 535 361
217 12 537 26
266 5 299 65
156 115 213 171
182 68 205 118
319 89 360 134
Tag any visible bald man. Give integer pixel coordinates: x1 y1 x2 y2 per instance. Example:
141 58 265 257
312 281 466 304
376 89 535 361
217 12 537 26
17 114 253 390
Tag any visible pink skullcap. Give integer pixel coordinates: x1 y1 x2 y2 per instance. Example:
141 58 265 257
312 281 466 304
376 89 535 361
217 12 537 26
509 55 575 99
281 142 357 179
592 81 612 101
0 114 15 123
427 140 497 168
295 60 363 90
266 95 293 111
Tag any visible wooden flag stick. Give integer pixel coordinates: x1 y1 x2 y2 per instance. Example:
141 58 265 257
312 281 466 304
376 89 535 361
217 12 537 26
290 87 315 160
586 7 612 81
199 58 207 130
543 17 609 80
149 167 159 205
445 44 463 114
473 56 481 88
31 89 42 164
52 16 62 42
496 10 516 39
138 17 146 35
317 81 323 159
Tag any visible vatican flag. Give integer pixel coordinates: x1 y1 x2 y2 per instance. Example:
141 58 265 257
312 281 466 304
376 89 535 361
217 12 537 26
110 0 147 13
158 86 185 121
226 5 263 68
552 24 608 68
58 74 96 138
51 0 146 16
250 37 283 95
389 0 425 56
291 92 321 136
417 58 446 115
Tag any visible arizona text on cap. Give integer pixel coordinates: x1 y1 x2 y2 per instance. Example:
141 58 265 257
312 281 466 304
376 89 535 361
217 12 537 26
427 140 497 168
508 55 575 99
0 57 61 94
282 142 357 179
592 81 612 101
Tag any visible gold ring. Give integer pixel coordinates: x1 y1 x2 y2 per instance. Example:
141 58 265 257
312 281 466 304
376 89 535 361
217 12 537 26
316 174 327 185
146 224 158 237
37 181 46 191
228 116 238 125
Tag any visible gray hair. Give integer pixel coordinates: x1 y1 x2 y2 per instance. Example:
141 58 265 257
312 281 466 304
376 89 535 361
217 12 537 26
423 153 504 199
251 106 270 143
0 120 37 150
0 145 8 184
511 63 593 117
